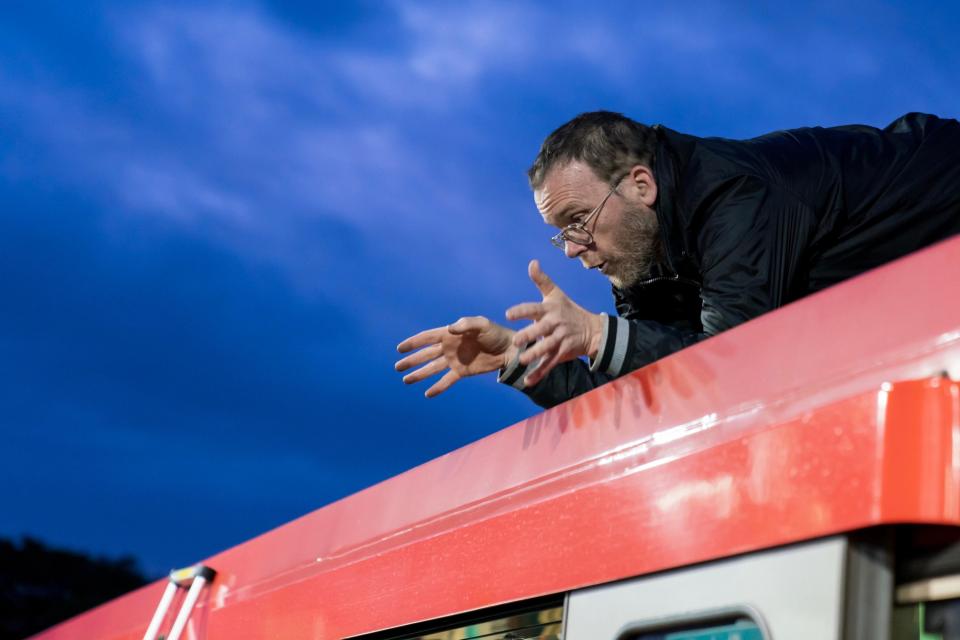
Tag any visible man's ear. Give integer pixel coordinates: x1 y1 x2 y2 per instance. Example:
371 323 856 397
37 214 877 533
628 164 657 207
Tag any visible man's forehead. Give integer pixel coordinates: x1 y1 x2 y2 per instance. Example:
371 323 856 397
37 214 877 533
535 161 603 221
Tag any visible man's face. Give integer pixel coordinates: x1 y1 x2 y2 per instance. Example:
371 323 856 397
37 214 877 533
535 160 661 289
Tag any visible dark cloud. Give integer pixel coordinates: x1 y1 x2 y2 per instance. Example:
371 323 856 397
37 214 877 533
260 0 400 44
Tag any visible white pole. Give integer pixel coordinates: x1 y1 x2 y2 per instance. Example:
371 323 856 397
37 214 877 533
142 581 178 640
166 574 209 640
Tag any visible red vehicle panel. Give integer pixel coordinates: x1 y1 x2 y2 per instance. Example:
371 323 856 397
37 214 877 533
32 236 960 639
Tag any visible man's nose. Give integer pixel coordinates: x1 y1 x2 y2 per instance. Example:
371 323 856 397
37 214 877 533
564 240 587 259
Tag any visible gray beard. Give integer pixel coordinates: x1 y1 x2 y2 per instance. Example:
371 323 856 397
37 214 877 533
606 205 662 289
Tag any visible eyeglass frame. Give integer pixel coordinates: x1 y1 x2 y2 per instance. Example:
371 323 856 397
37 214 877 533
549 174 627 250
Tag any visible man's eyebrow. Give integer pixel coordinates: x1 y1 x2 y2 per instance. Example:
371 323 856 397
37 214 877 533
550 204 588 226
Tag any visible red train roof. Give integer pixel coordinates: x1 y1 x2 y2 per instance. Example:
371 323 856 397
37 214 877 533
33 236 960 639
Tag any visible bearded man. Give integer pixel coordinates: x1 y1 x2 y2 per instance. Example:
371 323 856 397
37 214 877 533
396 111 960 409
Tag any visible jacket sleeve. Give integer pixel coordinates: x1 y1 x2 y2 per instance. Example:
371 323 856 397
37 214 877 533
512 317 703 409
509 175 815 410
512 357 616 409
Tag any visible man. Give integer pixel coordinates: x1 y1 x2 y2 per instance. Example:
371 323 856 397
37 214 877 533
396 111 960 409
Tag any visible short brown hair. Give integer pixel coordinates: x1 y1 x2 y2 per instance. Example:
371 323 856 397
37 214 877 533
527 111 658 189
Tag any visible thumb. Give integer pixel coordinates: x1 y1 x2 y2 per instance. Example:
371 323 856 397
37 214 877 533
528 259 556 297
449 316 485 335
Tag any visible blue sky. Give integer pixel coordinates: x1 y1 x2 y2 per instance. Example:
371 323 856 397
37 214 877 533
1 0 958 575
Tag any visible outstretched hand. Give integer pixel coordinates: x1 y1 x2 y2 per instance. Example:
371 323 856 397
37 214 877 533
396 317 517 398
505 259 605 387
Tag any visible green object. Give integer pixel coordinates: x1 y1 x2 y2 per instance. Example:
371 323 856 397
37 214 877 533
663 620 763 640
919 603 943 640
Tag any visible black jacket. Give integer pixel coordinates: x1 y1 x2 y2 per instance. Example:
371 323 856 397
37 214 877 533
523 112 960 409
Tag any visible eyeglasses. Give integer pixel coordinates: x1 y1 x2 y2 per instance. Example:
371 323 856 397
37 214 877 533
549 180 622 250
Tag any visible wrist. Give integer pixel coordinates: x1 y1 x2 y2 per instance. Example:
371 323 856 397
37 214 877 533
587 313 605 359
502 331 520 370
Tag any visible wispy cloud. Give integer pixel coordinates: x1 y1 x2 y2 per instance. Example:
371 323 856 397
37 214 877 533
2 0 958 571
3 0 957 318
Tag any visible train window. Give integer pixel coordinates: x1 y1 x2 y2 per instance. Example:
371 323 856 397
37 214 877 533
350 595 563 640
406 605 562 640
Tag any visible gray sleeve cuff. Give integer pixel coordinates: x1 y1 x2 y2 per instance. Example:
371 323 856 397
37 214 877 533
589 313 632 376
498 342 537 390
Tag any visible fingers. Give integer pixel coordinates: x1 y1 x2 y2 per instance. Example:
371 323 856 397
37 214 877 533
505 302 544 322
397 327 446 353
513 317 558 347
402 357 447 384
395 343 442 373
448 316 489 335
519 333 561 366
426 370 460 398
528 259 556 296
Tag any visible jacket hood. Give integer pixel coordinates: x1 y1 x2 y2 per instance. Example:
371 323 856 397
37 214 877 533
651 125 702 281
